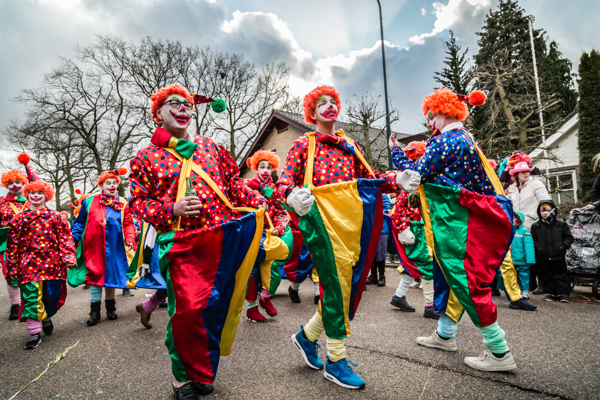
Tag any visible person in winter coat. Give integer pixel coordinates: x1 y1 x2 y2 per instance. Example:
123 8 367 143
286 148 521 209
366 192 392 287
530 200 574 303
507 161 550 230
584 153 600 212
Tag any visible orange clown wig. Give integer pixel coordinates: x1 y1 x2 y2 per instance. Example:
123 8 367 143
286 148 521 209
150 84 194 124
303 86 342 125
69 189 93 217
422 88 486 121
246 150 280 171
23 180 54 202
1 169 27 188
97 167 128 187
403 141 427 161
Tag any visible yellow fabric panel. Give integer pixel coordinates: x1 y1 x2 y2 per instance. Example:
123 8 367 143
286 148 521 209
220 209 265 356
463 129 505 196
312 180 363 337
311 268 319 284
446 290 464 323
126 223 149 289
499 250 522 301
34 281 48 321
397 265 405 275
259 231 289 289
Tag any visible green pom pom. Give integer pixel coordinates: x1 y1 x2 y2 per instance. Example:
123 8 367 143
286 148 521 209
211 98 226 113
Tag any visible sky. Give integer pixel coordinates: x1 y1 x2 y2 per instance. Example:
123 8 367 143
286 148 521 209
0 0 597 161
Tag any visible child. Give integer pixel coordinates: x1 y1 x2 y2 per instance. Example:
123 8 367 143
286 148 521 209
6 180 76 349
498 211 535 299
530 200 574 303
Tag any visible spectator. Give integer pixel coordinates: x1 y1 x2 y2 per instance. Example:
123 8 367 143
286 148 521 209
584 153 600 212
531 200 574 303
366 193 392 287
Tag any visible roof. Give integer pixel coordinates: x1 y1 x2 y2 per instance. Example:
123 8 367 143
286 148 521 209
529 111 579 159
239 109 424 172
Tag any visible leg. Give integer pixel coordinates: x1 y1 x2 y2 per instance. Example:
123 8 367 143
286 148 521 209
137 289 168 329
554 260 571 301
391 274 416 312
7 284 21 320
259 288 277 317
245 273 265 322
422 279 440 319
25 318 43 349
376 234 388 287
88 285 102 326
416 314 458 351
104 287 118 320
464 322 516 371
291 310 325 370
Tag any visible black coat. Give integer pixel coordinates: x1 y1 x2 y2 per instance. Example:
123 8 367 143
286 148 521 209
530 199 574 261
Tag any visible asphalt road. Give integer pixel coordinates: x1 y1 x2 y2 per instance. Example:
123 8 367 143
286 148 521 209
1 268 599 400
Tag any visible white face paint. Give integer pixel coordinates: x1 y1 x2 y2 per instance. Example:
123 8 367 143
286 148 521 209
157 93 193 137
257 161 273 181
427 110 447 131
28 190 46 207
312 95 339 124
7 180 24 195
102 178 118 197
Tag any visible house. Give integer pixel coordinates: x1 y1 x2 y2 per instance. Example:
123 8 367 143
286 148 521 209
529 111 579 203
239 109 426 179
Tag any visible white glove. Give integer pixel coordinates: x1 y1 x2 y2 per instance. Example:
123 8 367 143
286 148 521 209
396 170 421 193
287 187 315 217
398 227 415 245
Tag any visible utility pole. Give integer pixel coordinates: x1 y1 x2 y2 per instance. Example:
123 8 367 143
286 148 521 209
377 0 393 170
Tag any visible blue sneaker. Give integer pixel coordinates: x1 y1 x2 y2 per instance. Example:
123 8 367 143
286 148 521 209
324 356 365 389
291 325 323 370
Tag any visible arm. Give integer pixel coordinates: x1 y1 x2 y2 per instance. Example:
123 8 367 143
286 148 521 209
561 222 574 249
122 204 136 246
5 215 21 277
70 198 88 248
57 215 76 266
382 194 392 213
274 137 308 202
217 145 266 208
392 135 459 183
269 203 289 236
524 231 536 264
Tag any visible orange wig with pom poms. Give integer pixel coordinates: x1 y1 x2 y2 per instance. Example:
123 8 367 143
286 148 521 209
1 169 27 188
150 84 194 124
23 180 54 202
403 141 427 161
422 88 487 121
97 167 128 187
69 190 93 217
246 150 280 171
303 86 342 125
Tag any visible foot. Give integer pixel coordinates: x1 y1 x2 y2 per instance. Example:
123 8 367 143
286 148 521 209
314 295 320 305
25 333 42 350
246 306 266 323
136 304 152 329
464 349 517 372
323 357 365 389
9 304 19 320
105 299 118 320
558 295 570 303
172 382 196 400
377 276 386 287
288 285 301 303
409 280 420 289
259 296 278 317
159 299 168 308
416 330 458 352
192 382 215 396
122 289 133 297
491 289 500 297
83 284 91 290
521 290 530 299
390 295 415 312
87 302 101 326
291 326 323 370
544 294 556 302
42 319 54 335
508 298 537 311
423 305 441 320
532 286 545 295
365 274 378 285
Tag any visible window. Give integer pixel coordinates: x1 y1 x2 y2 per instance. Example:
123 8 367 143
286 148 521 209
547 171 577 204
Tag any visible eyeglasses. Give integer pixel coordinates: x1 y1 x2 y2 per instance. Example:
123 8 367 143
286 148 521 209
162 100 193 111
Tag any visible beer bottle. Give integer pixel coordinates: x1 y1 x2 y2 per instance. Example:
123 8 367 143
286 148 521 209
185 177 196 218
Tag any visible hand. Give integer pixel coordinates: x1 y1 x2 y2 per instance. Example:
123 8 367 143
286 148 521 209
584 204 596 210
173 196 202 217
271 227 283 237
396 170 421 193
287 187 315 217
389 132 401 151
259 201 269 212
398 227 415 245
7 274 18 281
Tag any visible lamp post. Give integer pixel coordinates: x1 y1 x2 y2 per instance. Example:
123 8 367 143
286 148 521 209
376 0 393 170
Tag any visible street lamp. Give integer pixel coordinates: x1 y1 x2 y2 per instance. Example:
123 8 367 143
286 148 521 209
376 0 393 170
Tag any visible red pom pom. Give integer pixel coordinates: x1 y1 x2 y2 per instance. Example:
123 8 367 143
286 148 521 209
468 90 487 107
489 160 497 169
18 153 31 165
75 188 82 195
117 167 128 176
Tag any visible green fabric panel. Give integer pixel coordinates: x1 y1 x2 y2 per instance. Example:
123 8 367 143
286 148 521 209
268 262 282 296
406 221 433 280
126 222 146 279
175 139 197 159
424 183 481 327
0 226 8 253
299 202 347 339
20 281 40 321
261 186 274 199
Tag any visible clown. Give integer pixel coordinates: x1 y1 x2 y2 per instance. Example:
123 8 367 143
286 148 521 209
275 86 399 389
6 180 76 349
70 168 135 326
244 149 289 322
390 87 519 372
128 84 268 399
0 153 38 319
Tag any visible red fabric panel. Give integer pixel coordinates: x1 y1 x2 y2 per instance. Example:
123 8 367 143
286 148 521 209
245 273 257 302
390 223 422 279
83 196 106 286
283 229 304 283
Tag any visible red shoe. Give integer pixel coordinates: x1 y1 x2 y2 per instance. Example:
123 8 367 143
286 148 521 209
259 296 278 317
246 306 266 322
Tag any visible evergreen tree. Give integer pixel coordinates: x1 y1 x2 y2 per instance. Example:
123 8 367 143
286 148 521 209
434 30 472 94
471 0 577 157
577 50 600 202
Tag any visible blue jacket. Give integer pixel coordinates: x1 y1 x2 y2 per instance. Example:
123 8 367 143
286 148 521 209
381 193 392 234
512 211 535 265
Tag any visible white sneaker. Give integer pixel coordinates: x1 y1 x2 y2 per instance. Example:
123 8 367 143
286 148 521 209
416 330 458 352
521 290 530 299
464 349 517 372
410 281 420 289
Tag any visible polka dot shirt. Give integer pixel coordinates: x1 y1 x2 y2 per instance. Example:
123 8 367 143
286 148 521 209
391 192 422 232
0 194 28 228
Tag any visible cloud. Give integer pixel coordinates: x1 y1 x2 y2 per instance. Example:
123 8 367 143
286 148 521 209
421 7 427 16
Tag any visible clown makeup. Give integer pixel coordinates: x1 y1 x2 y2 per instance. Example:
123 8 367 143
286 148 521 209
312 95 339 124
28 190 46 210
427 110 445 131
157 94 193 138
257 160 273 183
102 178 118 197
7 180 24 195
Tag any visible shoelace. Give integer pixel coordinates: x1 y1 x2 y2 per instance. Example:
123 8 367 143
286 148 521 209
339 358 358 374
476 349 492 361
310 340 321 356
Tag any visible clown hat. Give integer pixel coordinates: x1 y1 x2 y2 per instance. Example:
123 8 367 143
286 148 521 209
510 162 534 175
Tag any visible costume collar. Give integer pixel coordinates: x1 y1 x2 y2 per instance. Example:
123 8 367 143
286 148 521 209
441 122 464 133
150 127 197 159
99 193 124 212
314 130 355 155
4 193 26 202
